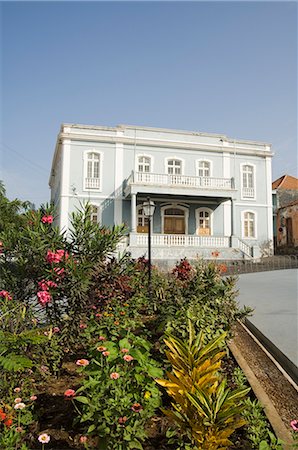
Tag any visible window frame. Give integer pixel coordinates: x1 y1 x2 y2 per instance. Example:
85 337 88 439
195 207 213 236
240 163 256 200
136 154 153 173
83 150 103 192
196 159 212 178
165 157 184 176
90 204 101 225
241 210 257 239
136 204 151 229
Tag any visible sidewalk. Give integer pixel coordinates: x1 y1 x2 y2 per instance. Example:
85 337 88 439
237 269 298 367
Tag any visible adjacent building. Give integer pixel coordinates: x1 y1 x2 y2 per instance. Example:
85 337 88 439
49 124 273 264
272 175 298 251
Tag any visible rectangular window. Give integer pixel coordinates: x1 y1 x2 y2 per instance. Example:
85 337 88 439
85 152 101 190
243 212 255 238
242 165 255 198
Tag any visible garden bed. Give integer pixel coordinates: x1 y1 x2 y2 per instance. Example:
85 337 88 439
1 204 297 450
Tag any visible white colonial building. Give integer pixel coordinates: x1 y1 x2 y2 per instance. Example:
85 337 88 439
49 124 273 263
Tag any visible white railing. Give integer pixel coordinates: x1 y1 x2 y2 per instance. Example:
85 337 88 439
242 187 255 198
130 233 230 248
235 237 252 257
128 172 233 190
85 177 100 189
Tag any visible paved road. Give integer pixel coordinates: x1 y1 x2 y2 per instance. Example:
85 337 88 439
237 269 298 367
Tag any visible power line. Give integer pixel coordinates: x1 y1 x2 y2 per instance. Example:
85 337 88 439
0 141 49 174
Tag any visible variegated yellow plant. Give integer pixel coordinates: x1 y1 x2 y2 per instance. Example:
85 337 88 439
156 321 250 450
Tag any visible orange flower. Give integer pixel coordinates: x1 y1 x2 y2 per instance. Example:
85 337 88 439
4 418 12 427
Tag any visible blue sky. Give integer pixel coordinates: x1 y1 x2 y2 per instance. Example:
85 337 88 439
1 1 297 206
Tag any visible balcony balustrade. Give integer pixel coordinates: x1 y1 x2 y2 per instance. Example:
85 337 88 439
85 177 100 189
129 233 230 248
127 171 234 190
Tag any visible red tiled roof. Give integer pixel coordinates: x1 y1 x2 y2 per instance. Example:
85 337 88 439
272 175 298 190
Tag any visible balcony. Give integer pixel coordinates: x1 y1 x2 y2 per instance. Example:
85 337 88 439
85 177 100 190
125 171 235 197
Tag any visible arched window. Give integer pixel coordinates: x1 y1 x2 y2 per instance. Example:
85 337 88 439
241 164 255 199
167 159 182 175
196 208 213 236
84 151 102 190
138 156 151 173
243 211 256 238
198 160 211 177
136 205 149 233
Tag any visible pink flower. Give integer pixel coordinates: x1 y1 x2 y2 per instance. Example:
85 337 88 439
79 436 88 443
79 323 87 329
118 416 128 425
38 433 50 444
102 351 110 357
47 280 58 288
46 250 61 264
131 403 143 412
110 372 120 380
121 348 129 353
53 267 65 277
64 389 76 398
0 290 12 301
123 354 134 362
56 249 69 260
30 395 37 401
99 336 106 341
76 359 89 366
95 313 102 318
97 346 107 352
37 290 52 306
14 398 22 403
41 215 53 224
53 327 60 333
14 387 21 393
38 280 49 291
291 420 298 431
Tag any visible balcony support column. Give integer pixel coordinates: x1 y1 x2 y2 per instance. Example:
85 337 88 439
131 193 137 232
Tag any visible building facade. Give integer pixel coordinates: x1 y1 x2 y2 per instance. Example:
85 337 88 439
272 175 298 252
49 124 273 264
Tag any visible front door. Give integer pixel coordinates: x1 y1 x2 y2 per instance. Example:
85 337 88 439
164 217 185 234
163 207 186 234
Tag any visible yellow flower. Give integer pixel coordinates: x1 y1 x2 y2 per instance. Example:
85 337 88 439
144 391 151 400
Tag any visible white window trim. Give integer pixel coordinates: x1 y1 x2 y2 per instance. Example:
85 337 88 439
196 159 213 178
83 150 104 192
164 157 185 175
135 154 154 173
90 204 101 225
195 207 213 236
241 210 257 240
136 204 154 230
160 204 189 234
240 163 256 200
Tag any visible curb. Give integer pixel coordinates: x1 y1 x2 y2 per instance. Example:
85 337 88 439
229 339 293 449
